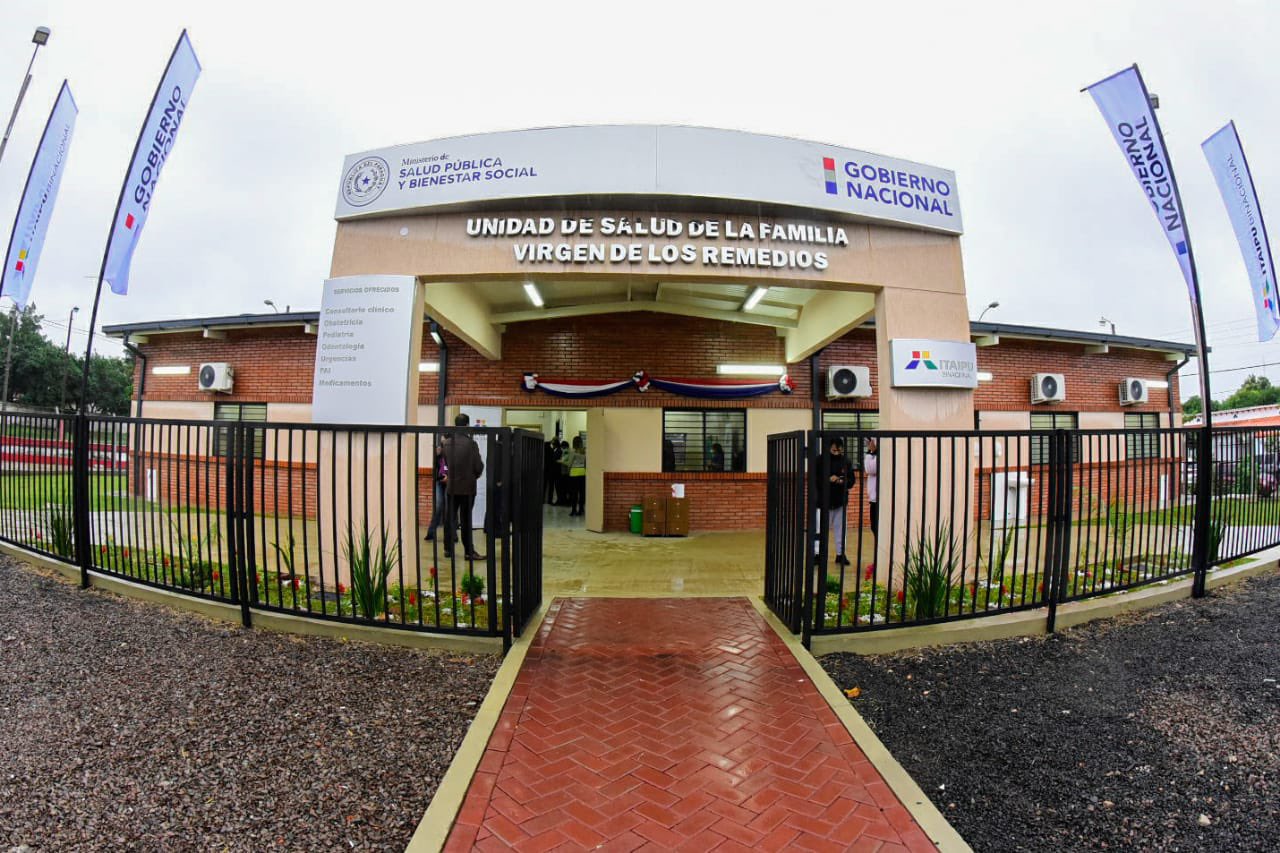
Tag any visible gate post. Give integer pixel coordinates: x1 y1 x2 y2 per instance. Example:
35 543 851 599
72 414 92 589
803 430 825 649
224 423 251 628
1044 429 1073 633
1190 426 1212 598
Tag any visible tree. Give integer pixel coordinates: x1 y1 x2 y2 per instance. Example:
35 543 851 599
0 303 134 415
1221 374 1280 411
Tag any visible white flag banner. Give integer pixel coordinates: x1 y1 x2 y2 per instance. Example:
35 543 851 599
1086 65 1197 302
101 30 201 296
1202 122 1279 342
1 82 77 309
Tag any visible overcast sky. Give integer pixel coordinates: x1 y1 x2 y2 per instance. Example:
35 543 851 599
1 0 1278 401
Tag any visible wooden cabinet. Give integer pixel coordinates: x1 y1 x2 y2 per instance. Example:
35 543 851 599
643 496 689 536
642 496 666 536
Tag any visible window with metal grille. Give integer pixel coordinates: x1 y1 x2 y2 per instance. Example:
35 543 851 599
1030 412 1079 465
1125 412 1161 459
214 402 267 458
822 410 879 467
662 409 746 473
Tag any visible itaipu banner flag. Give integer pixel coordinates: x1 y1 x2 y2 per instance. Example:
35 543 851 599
1 82 78 309
1202 122 1280 342
1085 65 1197 302
102 30 201 296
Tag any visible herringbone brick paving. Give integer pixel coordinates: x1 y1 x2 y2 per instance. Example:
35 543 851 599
446 598 936 851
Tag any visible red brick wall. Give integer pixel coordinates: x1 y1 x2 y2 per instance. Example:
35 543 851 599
603 472 767 532
131 318 1185 532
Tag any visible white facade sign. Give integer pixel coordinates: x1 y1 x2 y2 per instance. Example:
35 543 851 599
890 339 978 389
335 125 962 235
312 275 420 425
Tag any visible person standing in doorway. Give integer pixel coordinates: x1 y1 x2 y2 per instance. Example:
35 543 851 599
544 438 559 505
443 413 485 561
567 436 587 516
864 437 879 566
826 437 854 565
425 439 448 542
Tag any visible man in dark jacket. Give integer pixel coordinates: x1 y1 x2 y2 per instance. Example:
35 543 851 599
443 413 485 561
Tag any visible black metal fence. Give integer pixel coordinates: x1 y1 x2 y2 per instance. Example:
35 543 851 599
766 425 1280 643
0 412 544 652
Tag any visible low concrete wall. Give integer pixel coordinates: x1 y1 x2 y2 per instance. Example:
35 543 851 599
0 541 502 654
811 553 1280 656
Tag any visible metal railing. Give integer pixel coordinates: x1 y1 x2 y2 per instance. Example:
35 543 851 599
766 426 1280 643
0 413 544 652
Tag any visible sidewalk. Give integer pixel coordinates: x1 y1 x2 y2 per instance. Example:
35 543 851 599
444 597 940 851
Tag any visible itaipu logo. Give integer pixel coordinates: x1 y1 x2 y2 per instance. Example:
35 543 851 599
342 156 390 207
906 350 938 370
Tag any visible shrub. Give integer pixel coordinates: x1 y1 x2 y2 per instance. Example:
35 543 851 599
901 522 959 620
48 505 74 559
460 570 484 598
344 527 398 619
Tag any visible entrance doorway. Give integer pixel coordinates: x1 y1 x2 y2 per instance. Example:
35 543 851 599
504 409 587 529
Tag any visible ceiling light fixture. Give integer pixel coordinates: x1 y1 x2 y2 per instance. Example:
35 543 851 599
418 361 440 373
742 286 768 311
523 282 544 307
152 365 191 376
716 364 785 376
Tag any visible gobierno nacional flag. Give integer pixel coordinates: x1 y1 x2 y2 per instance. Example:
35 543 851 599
1 81 78 309
101 30 201 296
1085 65 1198 302
1202 122 1280 343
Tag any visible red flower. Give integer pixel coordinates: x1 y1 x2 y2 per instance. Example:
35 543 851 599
293 578 301 589
337 582 347 595
122 548 130 558
162 556 170 567
1000 584 1008 595
409 592 417 606
429 566 437 579
212 571 220 582
100 544 107 555
895 589 905 604
863 564 875 580
1037 582 1045 595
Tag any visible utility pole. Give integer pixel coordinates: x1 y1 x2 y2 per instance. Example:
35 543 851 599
58 305 78 412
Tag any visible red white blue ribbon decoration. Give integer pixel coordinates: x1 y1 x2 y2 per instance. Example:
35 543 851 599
521 372 634 398
521 371 794 399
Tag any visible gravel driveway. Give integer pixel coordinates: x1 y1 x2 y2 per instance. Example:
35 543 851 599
821 570 1280 852
0 557 500 852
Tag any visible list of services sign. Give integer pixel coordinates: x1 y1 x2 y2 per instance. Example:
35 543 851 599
312 275 420 425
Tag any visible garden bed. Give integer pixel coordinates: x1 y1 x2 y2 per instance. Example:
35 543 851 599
0 555 500 851
821 569 1280 852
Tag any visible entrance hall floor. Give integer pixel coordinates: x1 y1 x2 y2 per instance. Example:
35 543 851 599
444 597 937 851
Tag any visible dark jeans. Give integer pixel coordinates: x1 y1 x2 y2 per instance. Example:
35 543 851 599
445 494 476 556
869 501 879 537
427 479 446 537
569 476 585 513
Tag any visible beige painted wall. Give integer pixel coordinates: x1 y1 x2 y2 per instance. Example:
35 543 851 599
874 287 974 431
598 408 662 472
747 409 811 472
136 400 214 420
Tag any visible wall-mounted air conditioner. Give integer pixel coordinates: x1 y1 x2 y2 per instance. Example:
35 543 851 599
1031 373 1066 404
198 362 234 393
827 365 872 399
1120 377 1149 406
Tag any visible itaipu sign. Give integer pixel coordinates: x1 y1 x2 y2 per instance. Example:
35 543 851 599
890 339 978 389
334 126 963 235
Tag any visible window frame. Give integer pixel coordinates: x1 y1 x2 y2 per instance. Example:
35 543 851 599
213 401 268 459
821 409 879 468
661 407 747 474
1124 412 1161 459
1029 411 1080 465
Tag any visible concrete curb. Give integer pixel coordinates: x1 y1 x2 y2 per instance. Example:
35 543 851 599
0 542 503 655
811 551 1280 656
405 599 552 853
750 596 972 852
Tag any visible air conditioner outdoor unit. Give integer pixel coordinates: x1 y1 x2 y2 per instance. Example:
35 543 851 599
198 362 234 393
1031 373 1066 404
827 365 872 399
1120 377 1149 406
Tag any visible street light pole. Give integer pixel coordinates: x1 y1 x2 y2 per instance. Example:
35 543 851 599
0 27 52 167
58 305 79 412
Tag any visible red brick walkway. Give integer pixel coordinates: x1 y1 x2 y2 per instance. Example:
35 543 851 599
446 598 937 851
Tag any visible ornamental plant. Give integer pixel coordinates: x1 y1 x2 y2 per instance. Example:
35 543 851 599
344 526 398 619
460 570 484 598
900 522 959 620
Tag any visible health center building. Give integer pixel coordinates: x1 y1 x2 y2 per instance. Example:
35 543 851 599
103 125 1192 533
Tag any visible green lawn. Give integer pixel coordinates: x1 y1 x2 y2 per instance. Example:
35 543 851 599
0 473 157 511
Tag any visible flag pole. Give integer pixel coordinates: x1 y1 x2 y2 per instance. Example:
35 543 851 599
76 31 189 411
1129 64 1214 596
